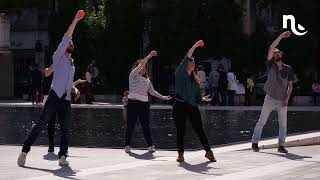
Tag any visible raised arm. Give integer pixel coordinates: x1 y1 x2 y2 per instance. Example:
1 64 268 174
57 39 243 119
130 51 157 77
176 40 204 75
187 40 204 58
267 31 291 61
66 10 85 38
53 10 85 60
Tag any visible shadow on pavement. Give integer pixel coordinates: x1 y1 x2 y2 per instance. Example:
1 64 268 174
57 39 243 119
178 161 221 175
259 151 316 161
128 152 167 161
43 152 59 161
23 166 79 180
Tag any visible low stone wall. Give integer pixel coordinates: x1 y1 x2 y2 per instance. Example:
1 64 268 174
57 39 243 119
0 104 319 149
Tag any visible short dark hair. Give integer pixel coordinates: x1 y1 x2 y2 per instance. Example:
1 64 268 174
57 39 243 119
217 64 224 71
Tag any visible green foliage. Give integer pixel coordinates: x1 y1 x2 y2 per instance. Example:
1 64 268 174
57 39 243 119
0 0 50 9
48 0 247 94
48 0 320 95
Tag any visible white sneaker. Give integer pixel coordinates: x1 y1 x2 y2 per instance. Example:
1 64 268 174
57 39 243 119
59 156 69 166
17 152 27 167
125 146 131 153
148 146 156 153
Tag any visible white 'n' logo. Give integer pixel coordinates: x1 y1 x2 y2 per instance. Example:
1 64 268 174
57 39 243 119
283 15 307 36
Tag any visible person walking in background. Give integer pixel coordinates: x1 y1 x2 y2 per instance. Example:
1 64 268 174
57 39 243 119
208 66 220 106
227 67 239 106
218 64 227 106
17 10 84 167
312 82 320 105
238 68 250 105
122 91 129 128
173 40 216 163
30 64 43 105
197 65 206 96
84 64 95 104
125 50 172 154
122 91 129 108
252 31 294 154
246 73 255 106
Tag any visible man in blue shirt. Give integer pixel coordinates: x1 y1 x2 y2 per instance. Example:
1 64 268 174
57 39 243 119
18 10 84 167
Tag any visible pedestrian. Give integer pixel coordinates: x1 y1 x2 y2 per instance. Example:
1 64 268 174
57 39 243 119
30 64 43 105
218 64 227 106
227 67 239 106
208 66 220 105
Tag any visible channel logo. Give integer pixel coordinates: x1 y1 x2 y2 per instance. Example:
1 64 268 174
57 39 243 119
283 15 307 36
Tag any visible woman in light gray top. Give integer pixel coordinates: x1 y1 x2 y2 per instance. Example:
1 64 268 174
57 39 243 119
125 50 171 153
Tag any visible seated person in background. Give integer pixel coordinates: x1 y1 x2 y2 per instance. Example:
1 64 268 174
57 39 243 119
312 82 320 105
122 91 129 108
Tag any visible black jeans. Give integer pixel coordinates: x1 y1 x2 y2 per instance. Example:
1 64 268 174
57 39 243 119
31 85 42 104
227 90 235 106
125 99 153 147
313 92 319 105
22 90 72 158
172 100 211 153
48 114 58 148
219 88 227 106
210 87 219 105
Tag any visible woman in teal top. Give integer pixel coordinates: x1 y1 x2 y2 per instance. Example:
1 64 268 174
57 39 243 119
173 40 216 163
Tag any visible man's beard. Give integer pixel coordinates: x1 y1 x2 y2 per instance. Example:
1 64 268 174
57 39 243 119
66 47 74 54
274 57 281 62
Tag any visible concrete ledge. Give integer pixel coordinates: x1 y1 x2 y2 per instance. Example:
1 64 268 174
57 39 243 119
261 131 320 149
1 102 320 111
205 131 320 154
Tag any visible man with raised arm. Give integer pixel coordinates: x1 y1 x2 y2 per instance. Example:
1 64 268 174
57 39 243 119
17 10 85 166
252 31 294 153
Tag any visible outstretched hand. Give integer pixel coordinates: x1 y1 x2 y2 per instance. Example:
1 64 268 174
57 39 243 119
162 96 172 101
195 40 205 48
282 31 291 38
74 89 81 101
75 10 86 21
150 50 158 57
202 95 212 102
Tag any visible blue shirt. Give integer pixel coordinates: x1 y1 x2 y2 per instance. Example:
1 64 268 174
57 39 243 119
51 35 75 101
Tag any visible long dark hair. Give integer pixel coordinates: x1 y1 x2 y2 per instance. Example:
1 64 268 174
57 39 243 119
188 58 200 85
131 60 148 78
191 71 201 85
86 63 94 73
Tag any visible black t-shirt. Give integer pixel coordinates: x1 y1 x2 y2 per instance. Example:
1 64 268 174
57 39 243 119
31 69 42 86
218 71 228 90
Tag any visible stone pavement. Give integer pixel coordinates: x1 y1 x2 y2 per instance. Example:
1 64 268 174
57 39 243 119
0 144 319 180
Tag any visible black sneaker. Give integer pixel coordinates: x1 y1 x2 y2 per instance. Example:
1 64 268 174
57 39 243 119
252 143 259 152
278 146 288 153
